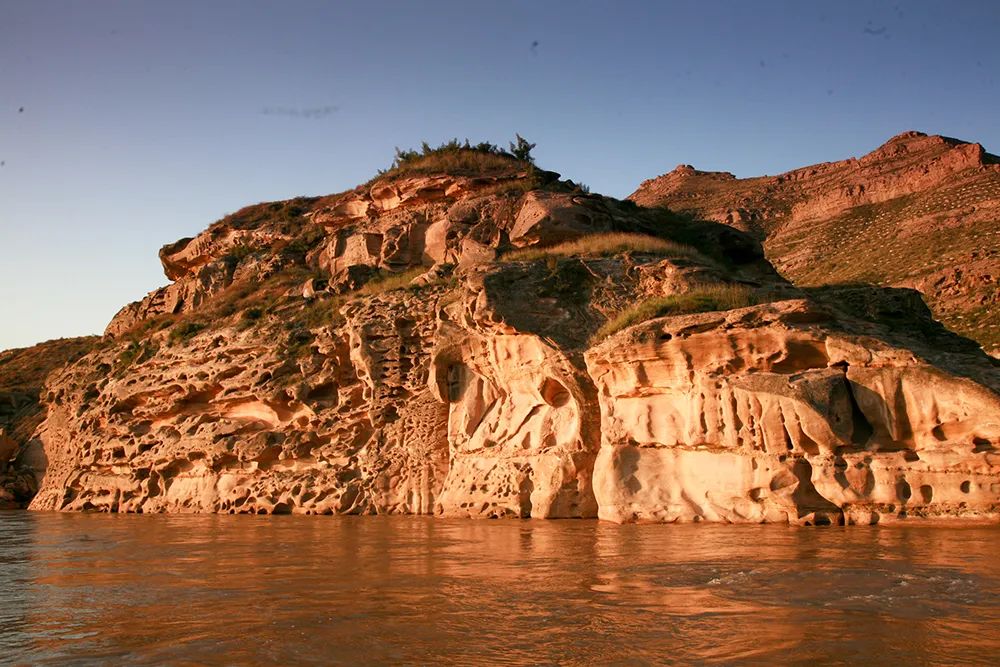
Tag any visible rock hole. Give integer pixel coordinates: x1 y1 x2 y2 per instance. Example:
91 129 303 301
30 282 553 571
919 485 933 503
896 479 912 502
539 378 570 408
445 364 464 403
783 424 794 451
960 480 972 494
973 437 994 453
770 341 830 374
844 380 874 447
254 445 282 471
789 459 843 521
769 469 798 492
306 382 338 402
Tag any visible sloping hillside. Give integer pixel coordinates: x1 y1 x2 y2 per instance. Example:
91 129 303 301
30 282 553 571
630 131 1000 356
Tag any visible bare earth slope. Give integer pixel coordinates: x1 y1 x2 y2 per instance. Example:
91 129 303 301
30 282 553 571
20 147 1000 524
630 131 1000 357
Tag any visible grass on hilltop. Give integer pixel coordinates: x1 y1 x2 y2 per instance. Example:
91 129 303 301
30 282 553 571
373 136 536 182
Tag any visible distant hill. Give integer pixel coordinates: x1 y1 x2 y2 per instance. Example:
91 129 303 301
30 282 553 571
630 131 1000 357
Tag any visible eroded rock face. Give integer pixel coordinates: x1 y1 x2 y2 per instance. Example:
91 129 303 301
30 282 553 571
32 288 451 515
585 299 1000 524
23 152 1000 525
429 272 598 519
104 172 635 338
0 337 97 508
430 324 597 518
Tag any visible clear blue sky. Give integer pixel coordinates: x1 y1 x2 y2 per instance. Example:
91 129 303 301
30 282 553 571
2 0 998 351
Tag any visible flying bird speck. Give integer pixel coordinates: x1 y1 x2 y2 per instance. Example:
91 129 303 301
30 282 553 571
261 105 339 119
531 40 539 55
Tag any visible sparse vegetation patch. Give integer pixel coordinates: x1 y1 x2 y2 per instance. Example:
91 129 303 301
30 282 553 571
168 321 207 346
591 284 760 344
503 233 703 263
355 267 429 296
374 135 536 182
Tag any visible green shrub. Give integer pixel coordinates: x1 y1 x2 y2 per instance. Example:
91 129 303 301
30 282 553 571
168 321 207 346
294 297 344 329
508 134 536 164
591 284 760 344
222 241 259 271
503 232 703 263
113 339 159 376
280 224 327 262
217 197 316 232
279 326 315 361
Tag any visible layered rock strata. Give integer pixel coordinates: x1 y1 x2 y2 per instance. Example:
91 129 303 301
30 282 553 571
586 296 1000 525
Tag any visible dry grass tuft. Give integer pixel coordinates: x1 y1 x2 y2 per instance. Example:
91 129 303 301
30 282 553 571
355 267 428 296
591 284 760 345
504 233 702 263
378 150 524 180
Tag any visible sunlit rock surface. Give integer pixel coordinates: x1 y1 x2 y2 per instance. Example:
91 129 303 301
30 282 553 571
586 298 1000 524
21 146 1000 523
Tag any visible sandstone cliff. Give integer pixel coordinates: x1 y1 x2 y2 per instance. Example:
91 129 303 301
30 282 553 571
630 131 1000 358
21 143 1000 523
0 337 96 507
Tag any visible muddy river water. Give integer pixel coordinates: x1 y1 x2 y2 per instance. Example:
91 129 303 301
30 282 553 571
1 512 999 665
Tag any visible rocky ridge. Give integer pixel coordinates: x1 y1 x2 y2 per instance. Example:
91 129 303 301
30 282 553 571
629 131 1000 357
16 144 1000 523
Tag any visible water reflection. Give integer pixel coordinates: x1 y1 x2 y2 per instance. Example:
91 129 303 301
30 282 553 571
1 512 998 665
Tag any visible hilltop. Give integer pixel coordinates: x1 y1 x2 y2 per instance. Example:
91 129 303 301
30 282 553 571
630 131 1000 356
9 138 1000 524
